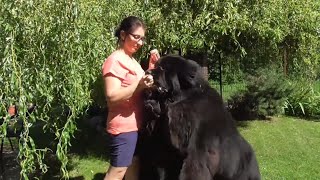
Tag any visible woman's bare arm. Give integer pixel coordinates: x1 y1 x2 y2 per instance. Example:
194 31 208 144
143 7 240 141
103 74 153 105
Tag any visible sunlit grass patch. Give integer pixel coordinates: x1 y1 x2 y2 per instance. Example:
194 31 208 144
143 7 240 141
238 117 320 179
68 155 109 180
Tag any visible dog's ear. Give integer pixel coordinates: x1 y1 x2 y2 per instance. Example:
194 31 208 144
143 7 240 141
170 73 181 96
183 72 197 87
178 66 198 89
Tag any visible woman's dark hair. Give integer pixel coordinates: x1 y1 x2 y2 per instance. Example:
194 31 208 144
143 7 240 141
115 16 146 42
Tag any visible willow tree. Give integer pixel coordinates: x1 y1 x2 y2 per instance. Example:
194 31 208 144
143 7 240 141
140 0 320 80
0 0 141 178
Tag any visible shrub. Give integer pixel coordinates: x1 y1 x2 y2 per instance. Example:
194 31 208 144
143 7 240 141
284 81 320 119
227 67 293 120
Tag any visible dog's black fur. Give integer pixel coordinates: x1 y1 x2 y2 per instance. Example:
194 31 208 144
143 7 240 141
138 55 261 180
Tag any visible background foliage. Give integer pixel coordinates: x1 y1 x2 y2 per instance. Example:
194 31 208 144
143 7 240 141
227 66 293 121
0 0 319 178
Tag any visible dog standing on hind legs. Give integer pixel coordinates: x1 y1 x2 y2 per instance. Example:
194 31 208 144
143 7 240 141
139 55 261 180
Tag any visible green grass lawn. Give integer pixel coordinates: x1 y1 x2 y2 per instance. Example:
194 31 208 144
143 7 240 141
314 81 320 92
68 155 109 180
239 117 320 179
67 116 320 179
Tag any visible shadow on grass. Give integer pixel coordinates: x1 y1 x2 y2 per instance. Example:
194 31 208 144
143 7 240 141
236 121 250 128
286 115 320 122
235 116 272 128
93 173 106 180
70 176 85 180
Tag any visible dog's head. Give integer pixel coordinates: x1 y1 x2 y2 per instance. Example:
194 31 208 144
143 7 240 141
147 55 204 97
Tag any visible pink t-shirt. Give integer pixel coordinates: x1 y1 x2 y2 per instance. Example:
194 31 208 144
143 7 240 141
102 52 145 135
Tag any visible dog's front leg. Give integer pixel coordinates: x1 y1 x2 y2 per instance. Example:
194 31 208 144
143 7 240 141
179 152 213 180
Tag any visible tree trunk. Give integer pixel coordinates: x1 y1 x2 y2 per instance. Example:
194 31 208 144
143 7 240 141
283 47 288 76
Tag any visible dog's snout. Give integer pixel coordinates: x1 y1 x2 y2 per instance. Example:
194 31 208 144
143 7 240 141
158 87 168 94
145 70 153 75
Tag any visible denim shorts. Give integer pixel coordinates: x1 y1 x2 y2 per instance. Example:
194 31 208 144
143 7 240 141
107 131 138 167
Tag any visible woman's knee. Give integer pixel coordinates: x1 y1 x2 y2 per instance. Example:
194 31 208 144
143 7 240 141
104 166 127 180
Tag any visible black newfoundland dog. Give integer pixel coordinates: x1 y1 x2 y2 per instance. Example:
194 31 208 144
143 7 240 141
138 55 260 180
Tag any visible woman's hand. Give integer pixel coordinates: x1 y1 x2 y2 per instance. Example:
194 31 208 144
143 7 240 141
148 49 160 70
139 74 154 89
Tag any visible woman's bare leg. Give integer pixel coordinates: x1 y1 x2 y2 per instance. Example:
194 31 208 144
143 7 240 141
104 166 127 180
124 156 140 180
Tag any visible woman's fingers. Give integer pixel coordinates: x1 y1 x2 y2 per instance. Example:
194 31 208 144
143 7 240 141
150 49 160 62
143 74 154 87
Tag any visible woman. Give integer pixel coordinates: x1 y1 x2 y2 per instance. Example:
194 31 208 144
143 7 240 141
102 16 160 180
